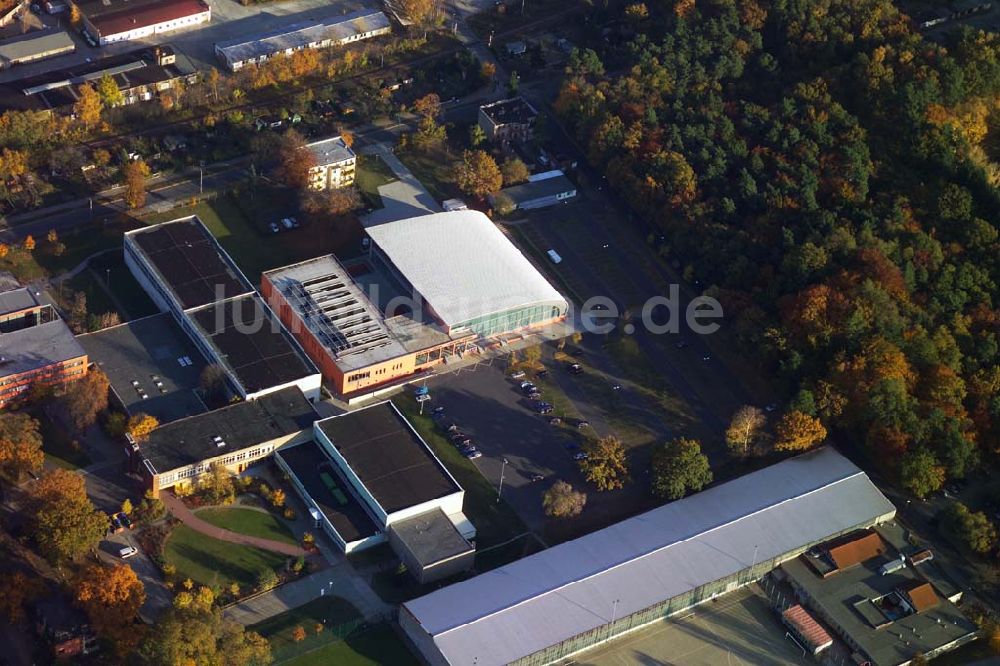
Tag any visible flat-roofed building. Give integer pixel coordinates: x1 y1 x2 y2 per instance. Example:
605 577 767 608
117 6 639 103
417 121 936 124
782 527 978 665
125 215 321 402
0 287 87 409
262 211 569 398
72 0 210 45
214 7 390 72
478 97 537 146
277 400 475 578
306 136 356 190
136 386 316 496
0 30 75 70
491 170 577 211
400 447 897 666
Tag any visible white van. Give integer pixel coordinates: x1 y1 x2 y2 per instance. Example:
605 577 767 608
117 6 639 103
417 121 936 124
547 249 562 264
119 545 138 559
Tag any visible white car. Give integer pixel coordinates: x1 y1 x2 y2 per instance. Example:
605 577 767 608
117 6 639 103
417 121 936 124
119 545 138 559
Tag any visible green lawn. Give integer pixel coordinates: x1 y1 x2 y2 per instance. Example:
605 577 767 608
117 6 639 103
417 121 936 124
163 524 287 589
395 147 462 203
195 507 298 546
277 624 416 666
145 193 359 283
355 154 396 210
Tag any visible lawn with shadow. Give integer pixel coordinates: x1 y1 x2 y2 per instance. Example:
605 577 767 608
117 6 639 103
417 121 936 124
163 524 287 589
195 507 298 546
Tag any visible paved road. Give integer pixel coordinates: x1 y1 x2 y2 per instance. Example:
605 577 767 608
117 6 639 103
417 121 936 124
224 561 392 627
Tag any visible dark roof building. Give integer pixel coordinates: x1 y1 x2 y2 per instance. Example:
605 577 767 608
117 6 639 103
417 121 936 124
316 401 459 515
478 97 537 145
124 215 321 402
0 30 75 70
0 46 194 114
137 386 316 495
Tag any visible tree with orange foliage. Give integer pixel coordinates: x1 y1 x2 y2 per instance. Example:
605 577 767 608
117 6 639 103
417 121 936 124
0 571 43 623
774 411 827 452
28 468 107 562
22 235 34 251
292 625 307 642
0 411 44 480
127 413 159 442
74 563 146 656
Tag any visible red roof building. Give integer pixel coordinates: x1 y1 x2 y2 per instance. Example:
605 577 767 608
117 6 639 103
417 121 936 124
782 604 834 655
74 0 210 45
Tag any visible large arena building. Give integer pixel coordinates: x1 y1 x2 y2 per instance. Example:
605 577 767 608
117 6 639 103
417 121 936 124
400 448 898 666
262 210 569 398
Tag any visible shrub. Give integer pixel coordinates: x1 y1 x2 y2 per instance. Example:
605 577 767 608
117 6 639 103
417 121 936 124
283 507 296 521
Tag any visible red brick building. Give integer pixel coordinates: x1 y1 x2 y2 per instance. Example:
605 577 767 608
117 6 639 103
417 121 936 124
0 286 87 408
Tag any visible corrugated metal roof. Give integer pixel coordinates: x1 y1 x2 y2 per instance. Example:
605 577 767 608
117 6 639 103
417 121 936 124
782 604 833 651
0 30 75 64
365 211 568 328
403 447 896 666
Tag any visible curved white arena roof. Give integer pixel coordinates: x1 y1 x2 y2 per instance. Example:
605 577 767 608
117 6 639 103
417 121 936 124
365 211 567 328
402 447 896 666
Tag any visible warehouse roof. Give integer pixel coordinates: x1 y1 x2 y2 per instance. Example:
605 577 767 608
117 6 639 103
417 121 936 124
0 30 75 65
140 386 315 473
128 217 253 311
214 8 389 68
498 173 576 207
315 401 459 515
402 447 897 666
366 210 567 327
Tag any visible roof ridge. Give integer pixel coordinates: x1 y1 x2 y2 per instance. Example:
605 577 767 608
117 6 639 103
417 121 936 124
432 455 865 636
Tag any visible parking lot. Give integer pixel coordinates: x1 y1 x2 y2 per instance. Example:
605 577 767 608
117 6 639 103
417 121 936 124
427 352 664 537
574 586 808 666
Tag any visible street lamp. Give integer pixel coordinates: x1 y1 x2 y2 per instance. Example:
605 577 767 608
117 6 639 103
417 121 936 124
497 457 509 502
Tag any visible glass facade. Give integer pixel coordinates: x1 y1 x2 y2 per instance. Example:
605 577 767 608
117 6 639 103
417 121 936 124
456 304 564 338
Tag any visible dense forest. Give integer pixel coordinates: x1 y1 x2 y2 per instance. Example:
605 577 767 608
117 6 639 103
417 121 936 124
556 0 1000 494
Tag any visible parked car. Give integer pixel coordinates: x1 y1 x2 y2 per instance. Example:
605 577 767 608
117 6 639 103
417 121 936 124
527 391 542 400
462 448 482 460
109 515 123 533
510 370 526 380
119 545 138 559
431 406 446 415
117 512 132 529
452 435 473 447
269 221 281 234
547 416 562 426
287 217 300 228
567 363 583 375
572 451 589 461
529 474 545 482
281 217 295 230
576 420 591 429
610 383 622 391
536 369 549 379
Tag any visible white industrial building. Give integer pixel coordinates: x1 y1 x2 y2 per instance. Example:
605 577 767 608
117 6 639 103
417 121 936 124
214 7 390 72
401 447 897 665
73 0 210 45
124 216 322 402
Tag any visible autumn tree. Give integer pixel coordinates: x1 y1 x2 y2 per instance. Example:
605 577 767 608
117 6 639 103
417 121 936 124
292 625 306 642
301 187 361 219
0 571 42 623
624 2 648 21
138 606 271 666
127 413 159 442
651 437 713 500
500 157 530 185
413 93 441 120
22 235 35 251
74 83 103 128
274 130 316 190
726 405 766 458
580 435 629 491
61 369 110 432
941 503 997 554
96 74 124 108
455 150 502 199
542 481 586 518
123 158 151 209
0 412 44 480
27 468 107 562
773 411 827 452
74 563 146 656
399 0 437 25
900 448 946 499
198 461 235 504
480 61 496 81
